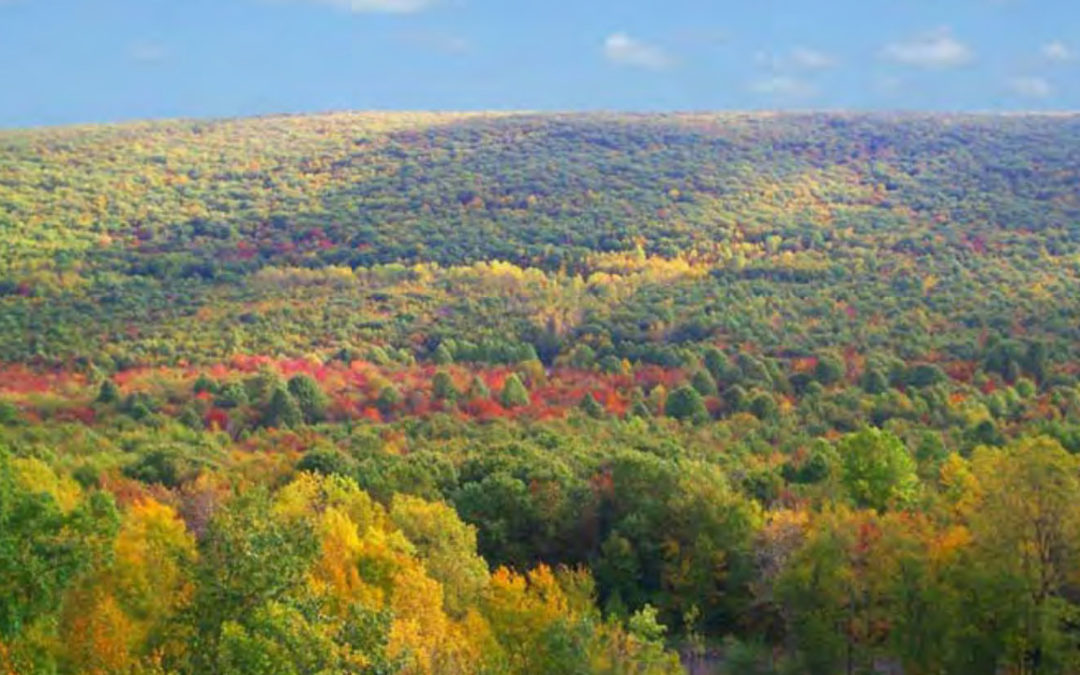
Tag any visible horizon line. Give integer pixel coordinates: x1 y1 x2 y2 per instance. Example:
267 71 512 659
3 107 1079 132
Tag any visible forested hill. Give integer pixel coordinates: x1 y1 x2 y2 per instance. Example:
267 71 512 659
8 113 1080 673
4 112 1080 273
2 112 1080 368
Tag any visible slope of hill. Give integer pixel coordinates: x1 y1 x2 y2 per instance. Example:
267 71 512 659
2 112 1080 368
4 112 1080 673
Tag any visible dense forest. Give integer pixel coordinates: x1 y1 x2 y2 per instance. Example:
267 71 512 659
2 111 1080 673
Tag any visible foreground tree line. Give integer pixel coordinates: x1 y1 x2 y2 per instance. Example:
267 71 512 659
4 354 1080 672
2 447 682 673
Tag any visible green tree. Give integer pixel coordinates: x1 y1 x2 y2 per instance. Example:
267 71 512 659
215 381 249 409
389 495 489 617
690 369 718 397
860 368 888 395
814 354 846 386
748 392 779 421
432 343 454 365
296 448 355 478
598 354 623 374
375 385 402 414
286 374 328 423
0 401 17 426
836 428 918 511
466 375 490 401
703 346 728 380
190 489 319 671
775 509 875 675
0 449 120 641
432 370 458 401
579 393 604 418
96 380 119 404
263 386 302 429
905 364 946 388
215 601 397 675
664 386 708 423
568 344 596 370
500 374 530 408
193 373 216 394
628 390 652 419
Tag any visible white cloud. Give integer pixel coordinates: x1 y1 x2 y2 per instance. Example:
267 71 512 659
1042 41 1074 62
297 0 437 13
750 75 818 99
790 46 836 71
1009 76 1053 98
603 33 674 70
881 28 974 69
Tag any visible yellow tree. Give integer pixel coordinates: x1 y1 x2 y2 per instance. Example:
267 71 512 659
59 498 196 671
967 436 1080 672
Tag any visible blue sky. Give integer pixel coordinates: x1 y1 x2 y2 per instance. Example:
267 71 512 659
0 0 1076 127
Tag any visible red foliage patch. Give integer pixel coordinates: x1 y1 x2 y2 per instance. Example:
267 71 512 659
0 356 699 428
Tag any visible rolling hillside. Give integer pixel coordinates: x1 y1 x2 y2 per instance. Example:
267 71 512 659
4 113 1080 674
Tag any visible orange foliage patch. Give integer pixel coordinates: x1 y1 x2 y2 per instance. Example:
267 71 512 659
0 356 699 428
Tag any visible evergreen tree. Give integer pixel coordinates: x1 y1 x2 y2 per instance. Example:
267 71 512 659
628 388 652 419
500 374 530 408
193 374 215 395
263 386 302 429
432 371 458 401
96 380 119 405
466 375 490 400
579 393 604 418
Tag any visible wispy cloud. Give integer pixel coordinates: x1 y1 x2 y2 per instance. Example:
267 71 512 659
603 33 674 71
750 75 818 99
1008 76 1053 98
1042 41 1074 62
881 28 974 69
